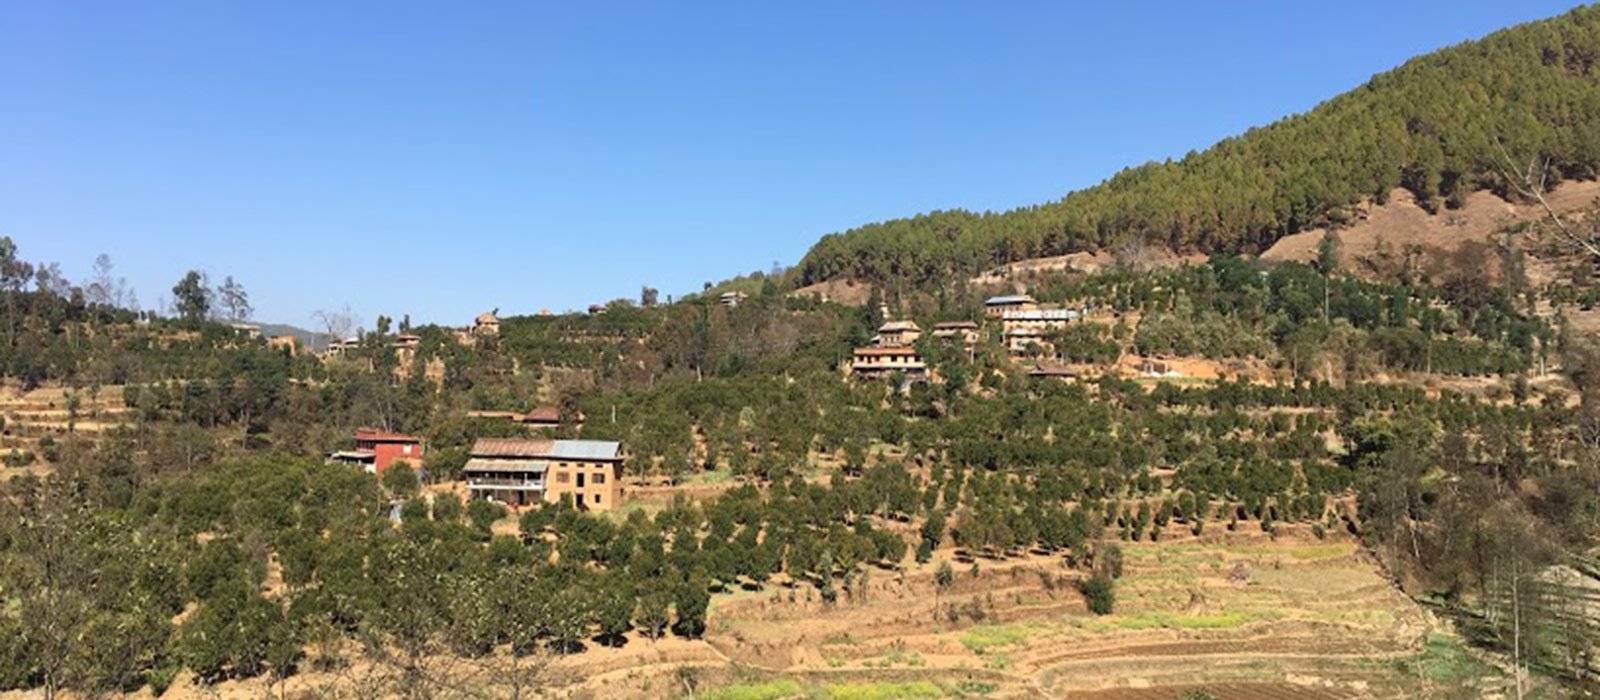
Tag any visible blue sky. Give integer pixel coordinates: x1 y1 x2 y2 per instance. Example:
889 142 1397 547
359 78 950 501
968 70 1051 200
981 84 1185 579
1 1 1584 328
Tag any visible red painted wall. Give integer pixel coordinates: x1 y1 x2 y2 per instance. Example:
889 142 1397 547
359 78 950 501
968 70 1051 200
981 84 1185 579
354 433 424 474
371 441 422 474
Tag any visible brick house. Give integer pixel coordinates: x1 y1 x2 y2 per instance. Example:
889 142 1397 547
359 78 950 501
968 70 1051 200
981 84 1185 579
327 429 425 475
463 438 624 511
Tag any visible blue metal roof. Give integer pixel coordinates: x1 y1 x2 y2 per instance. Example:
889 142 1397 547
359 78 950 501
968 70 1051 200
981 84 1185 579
547 440 622 461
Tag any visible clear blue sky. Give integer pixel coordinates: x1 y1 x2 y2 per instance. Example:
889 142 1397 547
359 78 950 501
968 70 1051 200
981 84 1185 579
1 1 1584 328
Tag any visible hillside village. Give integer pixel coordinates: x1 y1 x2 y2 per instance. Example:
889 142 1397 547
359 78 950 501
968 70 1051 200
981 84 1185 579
11 5 1600 700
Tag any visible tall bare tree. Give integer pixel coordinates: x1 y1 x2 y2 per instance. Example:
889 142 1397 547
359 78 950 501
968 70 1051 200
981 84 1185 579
1496 140 1600 260
85 253 133 308
314 305 358 344
217 275 253 322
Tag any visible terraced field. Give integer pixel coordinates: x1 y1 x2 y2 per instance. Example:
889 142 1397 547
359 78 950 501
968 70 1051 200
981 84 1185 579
673 526 1528 700
0 383 130 475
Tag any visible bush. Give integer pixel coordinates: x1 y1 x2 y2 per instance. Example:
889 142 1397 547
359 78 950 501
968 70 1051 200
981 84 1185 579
423 447 469 483
3 448 31 468
1097 543 1124 579
432 493 463 522
400 498 429 522
381 463 419 498
466 499 507 536
1079 574 1115 615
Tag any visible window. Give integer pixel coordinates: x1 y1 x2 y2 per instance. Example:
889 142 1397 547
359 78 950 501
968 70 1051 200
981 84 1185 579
593 494 602 505
555 472 569 484
592 473 606 484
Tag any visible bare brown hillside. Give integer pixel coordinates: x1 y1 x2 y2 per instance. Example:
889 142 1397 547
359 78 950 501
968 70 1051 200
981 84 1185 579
790 277 875 307
1262 182 1600 287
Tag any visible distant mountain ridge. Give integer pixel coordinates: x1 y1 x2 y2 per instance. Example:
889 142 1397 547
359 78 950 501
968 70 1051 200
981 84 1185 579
795 5 1600 289
255 322 330 352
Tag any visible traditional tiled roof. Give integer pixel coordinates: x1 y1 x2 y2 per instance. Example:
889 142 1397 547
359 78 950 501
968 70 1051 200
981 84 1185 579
471 438 554 458
933 321 979 330
354 429 421 443
468 437 621 461
878 320 922 332
519 406 562 423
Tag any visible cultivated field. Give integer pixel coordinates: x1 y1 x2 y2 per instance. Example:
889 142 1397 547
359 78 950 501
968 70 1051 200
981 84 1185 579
129 523 1533 700
672 527 1524 700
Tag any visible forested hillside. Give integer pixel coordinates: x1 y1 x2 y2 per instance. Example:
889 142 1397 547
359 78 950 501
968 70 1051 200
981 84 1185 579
797 5 1600 287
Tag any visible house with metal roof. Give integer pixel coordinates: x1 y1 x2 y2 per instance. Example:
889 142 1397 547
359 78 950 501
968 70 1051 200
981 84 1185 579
983 294 1038 317
1002 308 1081 342
1001 307 1086 357
462 437 624 510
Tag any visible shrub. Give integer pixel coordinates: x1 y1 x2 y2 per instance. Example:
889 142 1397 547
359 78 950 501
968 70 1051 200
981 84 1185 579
432 493 463 522
381 463 419 498
466 499 507 535
1097 543 1124 579
1080 574 1115 615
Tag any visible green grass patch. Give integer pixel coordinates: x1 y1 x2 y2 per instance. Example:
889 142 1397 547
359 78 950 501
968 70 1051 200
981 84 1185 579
956 681 999 695
825 681 944 700
863 643 925 668
1079 608 1272 633
1223 542 1353 561
1391 633 1496 684
703 678 805 700
961 623 1031 652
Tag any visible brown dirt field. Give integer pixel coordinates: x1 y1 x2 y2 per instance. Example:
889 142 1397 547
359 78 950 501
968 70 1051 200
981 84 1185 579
790 277 874 307
971 250 1210 290
970 252 1113 288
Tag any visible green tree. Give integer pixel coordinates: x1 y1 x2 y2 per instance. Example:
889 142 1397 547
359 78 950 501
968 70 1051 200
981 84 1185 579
171 270 212 324
1079 574 1115 615
672 576 710 638
467 499 507 536
382 463 419 499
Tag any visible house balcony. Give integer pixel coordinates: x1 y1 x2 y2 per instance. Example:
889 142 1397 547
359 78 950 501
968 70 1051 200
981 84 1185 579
466 478 544 490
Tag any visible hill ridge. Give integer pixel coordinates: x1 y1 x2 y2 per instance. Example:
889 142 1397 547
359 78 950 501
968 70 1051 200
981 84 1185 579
795 5 1600 289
